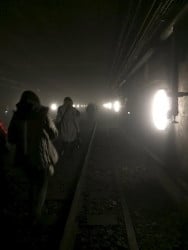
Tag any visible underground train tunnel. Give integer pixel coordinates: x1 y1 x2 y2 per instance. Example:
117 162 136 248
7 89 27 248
0 1 188 250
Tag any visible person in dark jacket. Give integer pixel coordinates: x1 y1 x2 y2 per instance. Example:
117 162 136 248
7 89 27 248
0 118 8 193
0 118 8 158
86 103 97 122
8 90 58 223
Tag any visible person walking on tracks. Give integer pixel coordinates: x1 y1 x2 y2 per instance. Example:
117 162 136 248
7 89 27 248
56 97 80 158
0 118 8 197
8 90 58 223
0 118 8 163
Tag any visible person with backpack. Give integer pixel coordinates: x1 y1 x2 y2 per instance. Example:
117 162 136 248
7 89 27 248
0 118 8 156
56 97 80 158
8 90 58 223
0 118 8 191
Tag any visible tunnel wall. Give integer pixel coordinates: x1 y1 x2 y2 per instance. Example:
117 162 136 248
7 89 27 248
120 13 188 178
175 16 188 175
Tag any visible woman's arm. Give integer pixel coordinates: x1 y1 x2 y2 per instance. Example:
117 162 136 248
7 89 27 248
44 113 58 140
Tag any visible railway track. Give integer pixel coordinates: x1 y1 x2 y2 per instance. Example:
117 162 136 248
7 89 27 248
3 115 186 249
59 122 139 250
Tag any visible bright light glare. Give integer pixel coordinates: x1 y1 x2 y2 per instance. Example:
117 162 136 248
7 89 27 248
103 102 112 110
77 104 80 108
152 89 170 130
50 103 58 111
113 101 121 112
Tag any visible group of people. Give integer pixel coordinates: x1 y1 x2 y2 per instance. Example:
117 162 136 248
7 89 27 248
1 90 80 224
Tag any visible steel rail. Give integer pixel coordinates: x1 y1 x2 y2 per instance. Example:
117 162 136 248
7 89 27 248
59 122 97 250
114 158 139 250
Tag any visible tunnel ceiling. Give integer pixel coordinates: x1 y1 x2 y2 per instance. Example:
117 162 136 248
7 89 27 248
0 0 187 103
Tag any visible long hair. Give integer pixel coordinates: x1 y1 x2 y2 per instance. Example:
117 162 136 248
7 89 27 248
18 90 40 106
64 96 73 106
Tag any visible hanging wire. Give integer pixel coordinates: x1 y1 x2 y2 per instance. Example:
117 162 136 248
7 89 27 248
143 0 175 43
115 0 143 73
126 0 176 70
117 0 173 82
120 0 161 75
117 0 160 78
125 1 165 64
126 0 188 82
110 0 134 82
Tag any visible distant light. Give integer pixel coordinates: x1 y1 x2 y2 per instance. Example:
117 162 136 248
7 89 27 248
103 102 112 110
5 110 8 115
152 89 170 130
128 111 130 115
77 104 80 108
73 104 76 107
113 100 121 112
50 103 58 111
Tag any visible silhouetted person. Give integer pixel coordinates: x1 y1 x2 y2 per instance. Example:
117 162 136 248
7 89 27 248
0 118 7 160
56 97 80 158
0 118 8 194
8 90 58 223
86 103 97 122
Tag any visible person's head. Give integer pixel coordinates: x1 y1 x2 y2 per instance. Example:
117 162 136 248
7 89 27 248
64 97 73 107
18 90 40 106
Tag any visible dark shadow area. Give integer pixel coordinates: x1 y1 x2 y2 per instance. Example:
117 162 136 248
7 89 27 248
1 113 95 250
